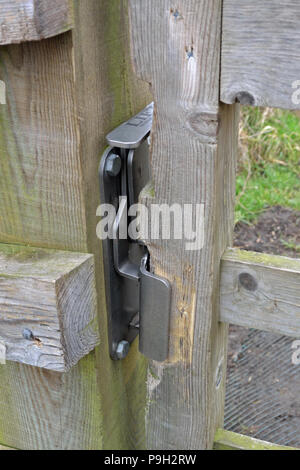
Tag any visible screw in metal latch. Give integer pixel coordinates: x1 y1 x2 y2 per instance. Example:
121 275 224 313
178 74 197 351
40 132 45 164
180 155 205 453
22 328 34 341
116 340 130 360
105 153 122 177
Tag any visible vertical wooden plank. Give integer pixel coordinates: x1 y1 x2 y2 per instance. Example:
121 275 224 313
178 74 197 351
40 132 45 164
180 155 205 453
0 355 103 449
129 0 239 449
0 0 152 450
0 33 87 251
0 33 100 451
71 0 152 450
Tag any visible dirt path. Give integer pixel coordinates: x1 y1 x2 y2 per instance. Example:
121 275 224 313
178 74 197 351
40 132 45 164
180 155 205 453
234 205 300 257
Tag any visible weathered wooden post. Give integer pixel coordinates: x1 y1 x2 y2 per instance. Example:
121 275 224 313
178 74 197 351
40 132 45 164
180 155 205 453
0 0 151 450
0 0 240 450
129 0 239 449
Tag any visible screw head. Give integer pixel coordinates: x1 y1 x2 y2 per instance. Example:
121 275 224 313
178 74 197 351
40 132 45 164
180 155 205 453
116 340 130 360
105 153 121 177
22 328 34 341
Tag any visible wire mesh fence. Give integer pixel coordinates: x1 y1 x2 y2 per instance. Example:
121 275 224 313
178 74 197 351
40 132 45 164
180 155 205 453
225 326 300 448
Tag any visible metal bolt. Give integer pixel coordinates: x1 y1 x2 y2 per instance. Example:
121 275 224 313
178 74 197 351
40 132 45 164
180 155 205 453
22 328 34 341
116 340 130 360
105 153 122 177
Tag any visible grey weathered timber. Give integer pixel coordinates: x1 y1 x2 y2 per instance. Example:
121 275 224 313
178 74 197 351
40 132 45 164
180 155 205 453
214 429 296 451
0 0 74 45
220 248 300 338
129 0 239 449
0 243 99 372
0 0 151 450
221 0 300 109
0 33 86 252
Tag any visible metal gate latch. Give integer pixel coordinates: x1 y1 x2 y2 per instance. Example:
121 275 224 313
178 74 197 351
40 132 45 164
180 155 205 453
99 103 171 362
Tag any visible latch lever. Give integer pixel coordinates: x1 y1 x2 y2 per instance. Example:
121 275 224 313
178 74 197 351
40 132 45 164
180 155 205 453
99 103 171 361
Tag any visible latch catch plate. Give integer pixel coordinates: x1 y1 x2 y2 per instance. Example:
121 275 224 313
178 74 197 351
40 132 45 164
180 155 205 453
99 103 171 362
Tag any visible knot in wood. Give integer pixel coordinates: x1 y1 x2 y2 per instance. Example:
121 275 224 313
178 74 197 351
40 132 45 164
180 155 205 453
239 272 258 291
234 92 255 106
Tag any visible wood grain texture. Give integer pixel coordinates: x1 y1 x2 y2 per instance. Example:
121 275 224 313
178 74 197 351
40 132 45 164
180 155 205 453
0 33 87 251
130 0 239 449
72 0 152 450
0 0 74 45
220 248 300 338
0 353 102 449
214 429 296 451
0 243 99 372
221 0 300 109
0 0 152 450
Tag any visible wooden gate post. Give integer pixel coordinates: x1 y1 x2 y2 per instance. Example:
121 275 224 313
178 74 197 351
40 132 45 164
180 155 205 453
129 0 239 449
0 0 151 450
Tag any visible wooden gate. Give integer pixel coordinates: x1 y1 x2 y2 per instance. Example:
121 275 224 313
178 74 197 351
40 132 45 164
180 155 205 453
0 0 299 450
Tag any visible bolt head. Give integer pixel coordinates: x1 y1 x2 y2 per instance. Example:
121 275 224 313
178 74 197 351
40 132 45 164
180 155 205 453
23 328 34 341
116 340 130 360
105 153 121 177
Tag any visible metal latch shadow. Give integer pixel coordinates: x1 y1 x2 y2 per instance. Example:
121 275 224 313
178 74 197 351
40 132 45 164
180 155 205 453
99 103 171 362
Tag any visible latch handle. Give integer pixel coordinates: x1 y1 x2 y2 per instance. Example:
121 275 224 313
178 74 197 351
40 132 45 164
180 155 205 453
139 255 171 362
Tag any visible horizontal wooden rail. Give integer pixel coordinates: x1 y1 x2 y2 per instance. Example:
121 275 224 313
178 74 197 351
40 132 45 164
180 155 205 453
222 0 300 109
220 248 300 337
0 243 99 372
0 444 15 450
214 429 296 450
0 0 74 44
1 430 296 451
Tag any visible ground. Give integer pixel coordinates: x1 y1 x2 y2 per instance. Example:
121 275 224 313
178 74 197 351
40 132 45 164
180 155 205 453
234 205 300 257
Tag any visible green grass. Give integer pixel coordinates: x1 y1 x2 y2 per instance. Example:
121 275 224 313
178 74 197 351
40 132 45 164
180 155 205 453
281 239 300 253
236 107 300 224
